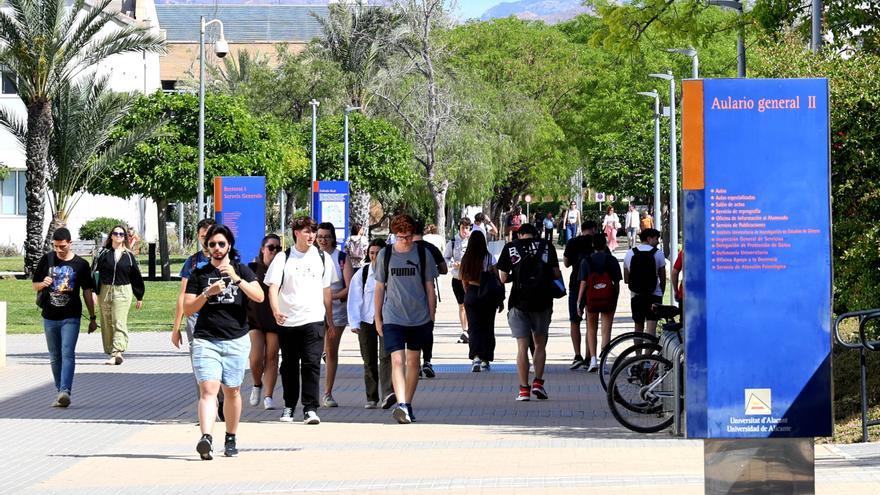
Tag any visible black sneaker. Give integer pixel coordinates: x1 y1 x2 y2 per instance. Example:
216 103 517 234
569 355 585 370
381 393 397 410
422 361 435 378
224 434 238 457
457 331 469 344
406 403 416 423
196 434 213 460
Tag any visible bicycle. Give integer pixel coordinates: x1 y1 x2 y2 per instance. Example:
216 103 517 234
606 304 682 433
598 332 660 392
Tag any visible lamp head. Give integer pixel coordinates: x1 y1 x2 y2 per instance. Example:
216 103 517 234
345 106 362 113
649 73 674 81
637 91 658 98
666 47 697 57
214 38 229 58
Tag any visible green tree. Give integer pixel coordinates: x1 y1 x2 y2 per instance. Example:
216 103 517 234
91 91 307 279
0 0 165 275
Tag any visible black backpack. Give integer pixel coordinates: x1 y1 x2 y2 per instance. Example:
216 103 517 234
628 247 659 295
512 239 554 300
383 242 427 294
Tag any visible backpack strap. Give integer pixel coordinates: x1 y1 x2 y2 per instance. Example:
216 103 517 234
417 241 427 291
361 265 370 291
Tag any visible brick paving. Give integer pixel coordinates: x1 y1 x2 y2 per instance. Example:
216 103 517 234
1 248 879 494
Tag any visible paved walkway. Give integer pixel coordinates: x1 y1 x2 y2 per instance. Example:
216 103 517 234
1 248 879 494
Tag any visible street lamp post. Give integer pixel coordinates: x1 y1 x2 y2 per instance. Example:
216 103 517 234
637 90 662 233
199 16 228 220
812 0 823 52
708 0 745 77
666 47 699 79
309 99 319 216
344 106 362 182
649 71 678 270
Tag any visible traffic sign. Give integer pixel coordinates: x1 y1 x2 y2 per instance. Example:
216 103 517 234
595 192 605 202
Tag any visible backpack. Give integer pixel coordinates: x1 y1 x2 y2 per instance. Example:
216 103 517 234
346 236 365 261
628 247 659 295
512 239 556 306
361 264 370 291
383 241 428 294
585 253 615 311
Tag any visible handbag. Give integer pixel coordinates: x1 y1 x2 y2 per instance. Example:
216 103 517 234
35 252 55 309
477 269 505 307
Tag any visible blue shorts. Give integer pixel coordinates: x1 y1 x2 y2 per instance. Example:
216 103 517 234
383 322 433 353
192 334 251 387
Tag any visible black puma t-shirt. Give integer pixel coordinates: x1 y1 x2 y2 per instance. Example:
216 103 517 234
186 262 257 340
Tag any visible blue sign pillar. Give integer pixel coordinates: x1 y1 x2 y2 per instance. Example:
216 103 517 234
312 181 350 246
682 79 831 492
214 176 266 265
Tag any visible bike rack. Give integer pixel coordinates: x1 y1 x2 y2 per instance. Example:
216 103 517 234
660 327 685 437
833 308 880 442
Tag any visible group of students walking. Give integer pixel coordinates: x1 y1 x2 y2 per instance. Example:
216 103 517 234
31 203 672 461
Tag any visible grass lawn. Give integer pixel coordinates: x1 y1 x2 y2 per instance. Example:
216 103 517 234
0 255 188 275
0 279 181 334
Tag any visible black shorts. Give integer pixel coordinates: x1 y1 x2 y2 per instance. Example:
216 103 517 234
451 278 465 305
631 294 662 324
383 322 433 353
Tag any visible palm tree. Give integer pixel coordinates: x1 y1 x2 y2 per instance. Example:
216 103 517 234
0 73 164 244
0 0 165 275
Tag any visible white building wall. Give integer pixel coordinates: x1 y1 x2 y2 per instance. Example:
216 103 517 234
0 3 163 252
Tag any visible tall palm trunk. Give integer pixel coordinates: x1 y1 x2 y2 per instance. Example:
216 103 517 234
24 100 52 276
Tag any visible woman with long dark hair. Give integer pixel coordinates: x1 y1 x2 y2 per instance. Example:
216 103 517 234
458 231 500 372
93 224 145 365
183 224 263 460
246 234 282 410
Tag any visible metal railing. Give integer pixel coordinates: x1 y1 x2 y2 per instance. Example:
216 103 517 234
833 308 880 442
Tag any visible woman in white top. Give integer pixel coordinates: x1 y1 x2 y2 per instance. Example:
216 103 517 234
602 206 621 251
563 201 581 244
422 224 446 253
347 239 395 409
316 222 354 408
344 223 369 270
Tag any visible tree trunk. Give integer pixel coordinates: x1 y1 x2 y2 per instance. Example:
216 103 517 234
350 189 371 237
429 179 449 237
156 198 171 280
23 100 53 276
284 187 297 235
43 211 68 251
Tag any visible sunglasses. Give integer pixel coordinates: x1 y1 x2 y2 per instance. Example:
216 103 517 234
265 245 282 252
111 232 126 237
208 241 227 248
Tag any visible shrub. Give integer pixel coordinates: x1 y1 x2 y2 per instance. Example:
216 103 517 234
79 217 128 241
0 243 20 256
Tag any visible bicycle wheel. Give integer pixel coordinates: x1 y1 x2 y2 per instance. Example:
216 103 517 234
609 342 662 379
598 332 659 391
606 354 675 433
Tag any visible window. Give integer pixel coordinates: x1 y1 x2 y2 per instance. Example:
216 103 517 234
0 170 26 216
1 70 17 95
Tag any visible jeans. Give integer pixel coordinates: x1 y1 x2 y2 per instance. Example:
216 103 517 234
566 223 578 243
278 321 325 413
43 318 81 394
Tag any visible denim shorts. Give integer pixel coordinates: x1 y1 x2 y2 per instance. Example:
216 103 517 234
192 334 251 387
383 322 433 353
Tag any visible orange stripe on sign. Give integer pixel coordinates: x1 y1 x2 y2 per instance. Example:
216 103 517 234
681 80 704 191
214 177 223 211
313 180 320 192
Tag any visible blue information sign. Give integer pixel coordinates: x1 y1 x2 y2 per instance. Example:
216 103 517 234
312 181 350 246
681 79 832 438
214 176 266 265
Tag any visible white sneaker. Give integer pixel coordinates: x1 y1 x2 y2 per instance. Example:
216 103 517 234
364 401 379 409
280 407 294 422
304 410 321 425
263 397 276 410
586 357 598 373
472 358 482 372
321 393 338 408
249 386 261 406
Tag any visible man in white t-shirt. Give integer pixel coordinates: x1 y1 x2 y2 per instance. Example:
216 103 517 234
623 228 666 336
266 216 337 425
625 204 640 247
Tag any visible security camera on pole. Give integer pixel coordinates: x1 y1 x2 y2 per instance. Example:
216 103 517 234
198 16 228 219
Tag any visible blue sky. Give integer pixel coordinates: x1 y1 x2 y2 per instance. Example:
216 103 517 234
455 0 501 20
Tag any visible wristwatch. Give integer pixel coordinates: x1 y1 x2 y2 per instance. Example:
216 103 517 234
89 315 96 320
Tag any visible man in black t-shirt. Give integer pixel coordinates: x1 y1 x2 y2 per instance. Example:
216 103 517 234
413 219 447 378
562 220 597 370
496 224 562 402
31 228 98 409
